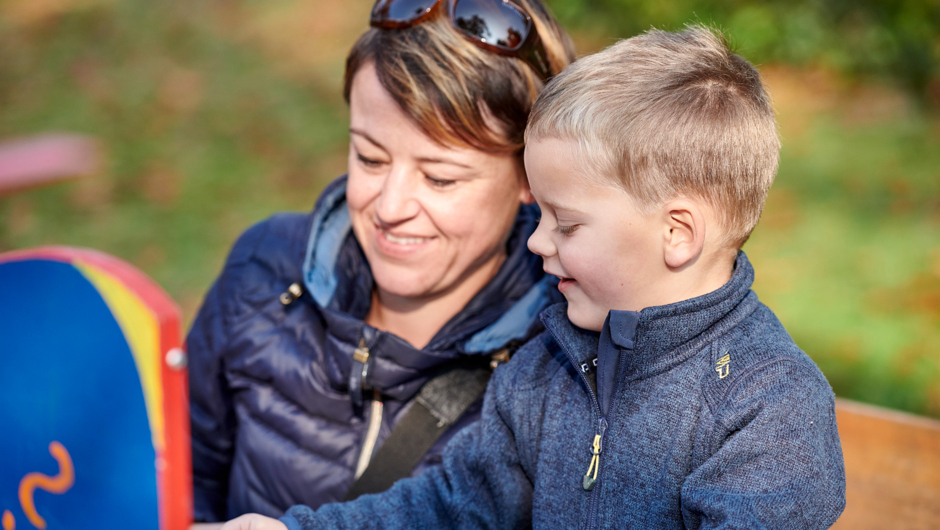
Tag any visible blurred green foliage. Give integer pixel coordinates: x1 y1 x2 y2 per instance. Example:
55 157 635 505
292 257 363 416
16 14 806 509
547 0 940 103
0 0 938 417
0 0 351 311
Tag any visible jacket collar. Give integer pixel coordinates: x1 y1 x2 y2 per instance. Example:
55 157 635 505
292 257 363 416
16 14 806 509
542 252 759 380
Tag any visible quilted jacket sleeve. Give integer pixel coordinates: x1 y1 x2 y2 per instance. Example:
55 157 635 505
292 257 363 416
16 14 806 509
279 356 536 530
680 359 846 529
188 222 269 522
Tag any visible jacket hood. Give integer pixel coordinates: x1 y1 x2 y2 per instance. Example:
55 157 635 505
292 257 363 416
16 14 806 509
302 176 558 357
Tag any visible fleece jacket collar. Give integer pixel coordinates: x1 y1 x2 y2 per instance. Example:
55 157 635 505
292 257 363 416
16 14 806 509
542 251 758 385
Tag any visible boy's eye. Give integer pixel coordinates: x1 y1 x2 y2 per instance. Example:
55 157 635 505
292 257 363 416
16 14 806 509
554 224 578 236
426 175 456 188
357 154 384 168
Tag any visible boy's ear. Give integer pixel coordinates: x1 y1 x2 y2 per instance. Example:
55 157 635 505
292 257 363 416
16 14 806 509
662 199 706 269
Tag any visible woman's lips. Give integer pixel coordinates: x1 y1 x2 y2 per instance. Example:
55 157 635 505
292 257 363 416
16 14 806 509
374 226 434 258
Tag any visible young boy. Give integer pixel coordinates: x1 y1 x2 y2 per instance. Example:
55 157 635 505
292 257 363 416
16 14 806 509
224 26 846 530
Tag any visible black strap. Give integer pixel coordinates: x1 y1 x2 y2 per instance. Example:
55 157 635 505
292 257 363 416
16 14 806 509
343 366 491 501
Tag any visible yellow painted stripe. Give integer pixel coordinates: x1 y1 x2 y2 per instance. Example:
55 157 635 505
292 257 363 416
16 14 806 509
75 262 165 452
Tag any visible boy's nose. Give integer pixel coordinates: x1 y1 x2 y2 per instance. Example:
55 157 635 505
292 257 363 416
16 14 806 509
527 220 555 258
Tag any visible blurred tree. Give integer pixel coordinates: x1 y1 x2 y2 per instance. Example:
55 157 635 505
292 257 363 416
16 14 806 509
546 0 940 106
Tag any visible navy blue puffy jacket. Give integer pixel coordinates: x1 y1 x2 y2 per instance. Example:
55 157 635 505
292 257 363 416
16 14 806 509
187 177 558 521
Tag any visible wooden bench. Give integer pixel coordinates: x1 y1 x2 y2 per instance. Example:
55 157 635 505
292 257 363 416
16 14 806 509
833 399 940 529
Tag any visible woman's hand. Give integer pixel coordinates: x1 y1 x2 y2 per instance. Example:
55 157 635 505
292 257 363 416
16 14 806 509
218 514 288 530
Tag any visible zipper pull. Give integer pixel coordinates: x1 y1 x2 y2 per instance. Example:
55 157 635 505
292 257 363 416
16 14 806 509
279 282 304 306
349 338 371 408
353 338 370 365
582 418 607 491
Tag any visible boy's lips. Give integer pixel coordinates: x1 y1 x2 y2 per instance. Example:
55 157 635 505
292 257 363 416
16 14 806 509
547 271 576 293
557 277 576 293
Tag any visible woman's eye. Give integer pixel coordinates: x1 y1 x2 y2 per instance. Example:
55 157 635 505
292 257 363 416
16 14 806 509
426 175 456 188
554 224 578 236
357 154 384 168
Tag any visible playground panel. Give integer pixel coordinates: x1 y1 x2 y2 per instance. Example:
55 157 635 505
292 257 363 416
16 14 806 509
0 247 191 530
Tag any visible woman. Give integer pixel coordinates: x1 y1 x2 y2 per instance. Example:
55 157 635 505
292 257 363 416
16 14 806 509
189 0 575 521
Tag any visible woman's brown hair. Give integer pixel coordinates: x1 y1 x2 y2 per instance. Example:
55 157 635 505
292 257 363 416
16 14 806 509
344 0 576 156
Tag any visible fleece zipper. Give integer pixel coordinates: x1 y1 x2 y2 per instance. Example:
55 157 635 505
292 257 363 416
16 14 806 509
555 319 636 530
554 338 605 530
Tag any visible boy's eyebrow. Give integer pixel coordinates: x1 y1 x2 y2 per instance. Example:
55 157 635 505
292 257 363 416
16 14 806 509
541 196 582 214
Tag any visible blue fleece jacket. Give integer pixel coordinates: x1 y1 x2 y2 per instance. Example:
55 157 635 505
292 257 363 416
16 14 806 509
280 252 846 529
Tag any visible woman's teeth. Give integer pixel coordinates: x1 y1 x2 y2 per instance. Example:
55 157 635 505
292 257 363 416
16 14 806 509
382 230 431 245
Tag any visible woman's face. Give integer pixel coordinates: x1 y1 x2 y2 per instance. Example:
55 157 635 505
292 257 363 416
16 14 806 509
347 62 532 305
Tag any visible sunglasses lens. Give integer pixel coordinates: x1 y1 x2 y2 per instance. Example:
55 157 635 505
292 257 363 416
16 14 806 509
371 0 440 25
453 0 531 51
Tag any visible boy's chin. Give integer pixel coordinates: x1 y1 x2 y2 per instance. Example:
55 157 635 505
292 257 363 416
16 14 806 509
565 304 606 332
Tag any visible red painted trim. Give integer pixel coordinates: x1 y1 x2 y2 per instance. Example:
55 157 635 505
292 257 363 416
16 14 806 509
159 324 192 530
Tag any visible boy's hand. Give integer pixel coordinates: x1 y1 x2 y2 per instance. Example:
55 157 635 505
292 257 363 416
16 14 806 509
220 514 288 530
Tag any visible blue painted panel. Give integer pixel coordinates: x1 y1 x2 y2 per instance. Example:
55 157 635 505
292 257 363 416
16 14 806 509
0 259 159 530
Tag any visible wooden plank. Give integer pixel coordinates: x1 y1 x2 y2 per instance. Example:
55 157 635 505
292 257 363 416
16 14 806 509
833 399 940 529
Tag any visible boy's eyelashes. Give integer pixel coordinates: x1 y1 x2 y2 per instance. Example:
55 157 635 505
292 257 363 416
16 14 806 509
535 216 579 236
553 224 579 236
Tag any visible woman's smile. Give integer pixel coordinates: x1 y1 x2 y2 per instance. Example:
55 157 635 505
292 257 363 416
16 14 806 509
374 225 436 258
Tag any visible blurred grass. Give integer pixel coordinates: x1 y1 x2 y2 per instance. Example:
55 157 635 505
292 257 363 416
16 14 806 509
0 0 938 417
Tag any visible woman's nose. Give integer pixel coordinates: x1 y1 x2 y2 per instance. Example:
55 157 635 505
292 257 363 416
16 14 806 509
374 165 421 225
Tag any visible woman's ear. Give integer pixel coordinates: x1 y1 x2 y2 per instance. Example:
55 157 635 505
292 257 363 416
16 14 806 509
519 186 536 204
518 173 536 204
662 199 706 269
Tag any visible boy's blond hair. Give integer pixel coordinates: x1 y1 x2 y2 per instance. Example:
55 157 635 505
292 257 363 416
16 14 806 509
526 26 779 248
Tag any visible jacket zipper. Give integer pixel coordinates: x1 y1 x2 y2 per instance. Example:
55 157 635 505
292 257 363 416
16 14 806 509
583 418 608 491
281 282 386 479
352 339 383 479
554 339 605 530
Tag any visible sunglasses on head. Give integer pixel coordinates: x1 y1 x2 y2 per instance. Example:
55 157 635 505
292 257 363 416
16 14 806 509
370 0 552 81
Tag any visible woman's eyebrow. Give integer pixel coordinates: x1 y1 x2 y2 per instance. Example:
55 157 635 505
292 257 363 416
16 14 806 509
349 128 473 169
349 128 383 148
417 155 473 169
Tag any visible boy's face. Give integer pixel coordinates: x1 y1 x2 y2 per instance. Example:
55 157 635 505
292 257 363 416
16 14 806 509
525 138 665 331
